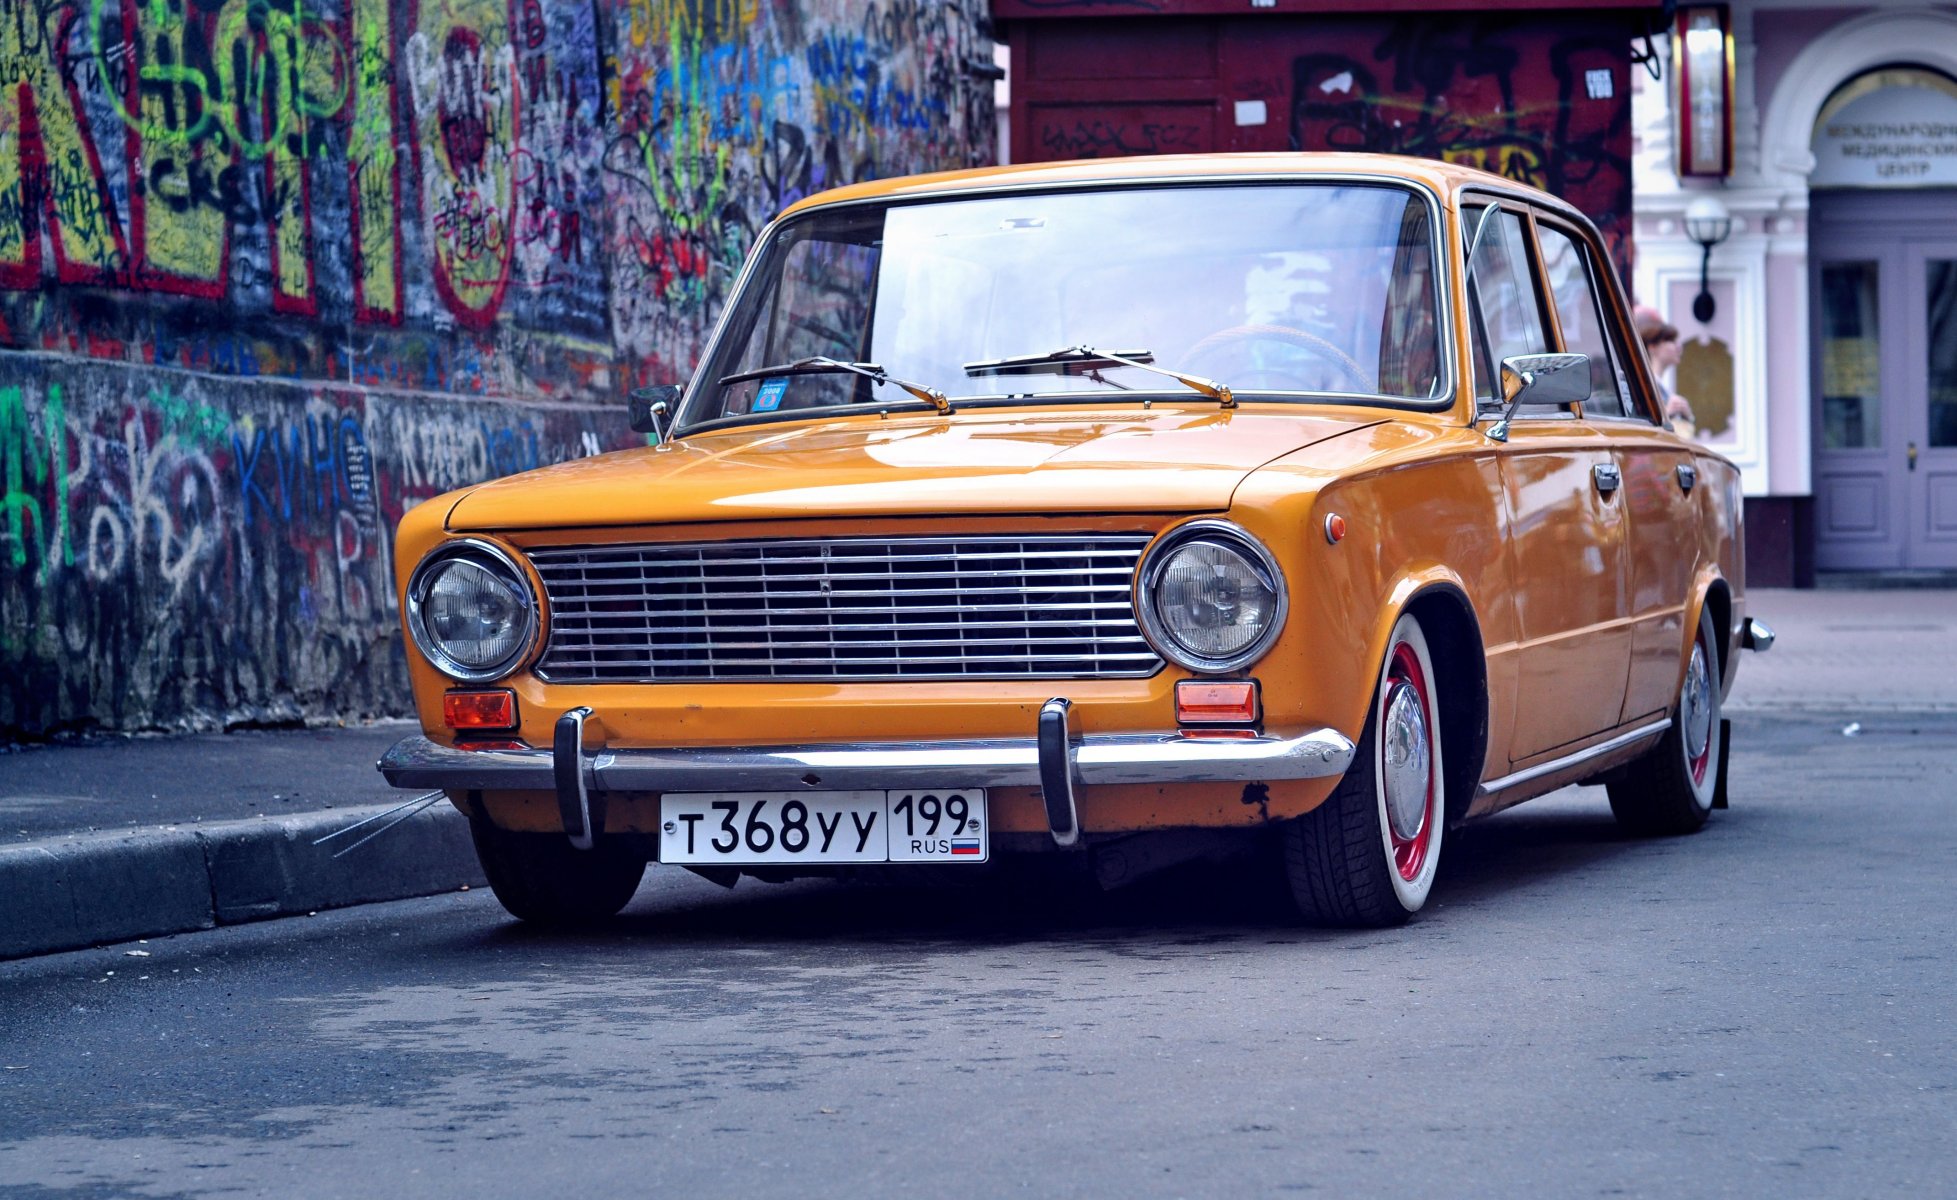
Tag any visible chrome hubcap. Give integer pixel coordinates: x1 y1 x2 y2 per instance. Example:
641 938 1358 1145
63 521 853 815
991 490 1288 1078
1382 681 1431 842
1683 639 1713 776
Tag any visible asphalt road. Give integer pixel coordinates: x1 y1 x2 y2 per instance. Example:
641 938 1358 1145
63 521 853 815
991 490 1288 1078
3 711 1953 1199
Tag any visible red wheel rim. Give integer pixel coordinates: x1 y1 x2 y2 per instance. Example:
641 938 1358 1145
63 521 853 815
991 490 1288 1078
1380 641 1436 882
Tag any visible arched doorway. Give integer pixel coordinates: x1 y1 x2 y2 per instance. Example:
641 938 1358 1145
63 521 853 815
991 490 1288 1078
1809 66 1957 570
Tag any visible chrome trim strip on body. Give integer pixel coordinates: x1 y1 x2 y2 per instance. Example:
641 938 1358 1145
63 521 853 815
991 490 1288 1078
674 173 1456 438
1476 718 1672 797
378 726 1357 794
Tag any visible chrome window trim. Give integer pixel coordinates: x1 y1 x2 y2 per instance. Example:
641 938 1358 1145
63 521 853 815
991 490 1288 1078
1133 519 1289 675
673 173 1456 438
405 537 545 684
1474 408 1581 423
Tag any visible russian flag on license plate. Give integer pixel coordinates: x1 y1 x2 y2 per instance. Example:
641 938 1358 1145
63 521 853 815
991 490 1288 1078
951 840 982 856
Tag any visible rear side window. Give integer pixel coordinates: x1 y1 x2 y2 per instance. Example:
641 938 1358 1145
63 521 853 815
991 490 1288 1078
1464 207 1550 403
1536 223 1635 419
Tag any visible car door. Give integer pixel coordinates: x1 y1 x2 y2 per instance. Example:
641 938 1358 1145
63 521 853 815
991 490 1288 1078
1465 202 1632 763
1533 217 1693 726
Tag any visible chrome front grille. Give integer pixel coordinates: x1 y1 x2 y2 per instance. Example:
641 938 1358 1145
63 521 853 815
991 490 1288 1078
527 535 1161 683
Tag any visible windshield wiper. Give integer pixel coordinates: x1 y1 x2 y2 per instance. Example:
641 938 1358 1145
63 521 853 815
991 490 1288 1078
964 345 1235 409
719 356 951 415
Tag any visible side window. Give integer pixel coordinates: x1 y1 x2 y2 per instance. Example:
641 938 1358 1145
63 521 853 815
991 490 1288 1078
1536 223 1636 419
1377 199 1441 399
1464 207 1550 403
724 235 880 413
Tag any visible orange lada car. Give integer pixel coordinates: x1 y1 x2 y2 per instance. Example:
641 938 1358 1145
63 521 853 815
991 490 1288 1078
378 153 1774 928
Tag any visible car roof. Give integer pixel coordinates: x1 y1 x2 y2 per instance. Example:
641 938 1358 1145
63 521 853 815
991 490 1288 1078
778 152 1588 224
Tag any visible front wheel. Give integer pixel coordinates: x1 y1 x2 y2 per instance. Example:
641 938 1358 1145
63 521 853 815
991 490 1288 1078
470 820 647 925
1282 613 1446 927
1608 605 1722 836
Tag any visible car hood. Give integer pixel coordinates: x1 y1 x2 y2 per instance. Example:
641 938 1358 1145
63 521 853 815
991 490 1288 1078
445 406 1387 530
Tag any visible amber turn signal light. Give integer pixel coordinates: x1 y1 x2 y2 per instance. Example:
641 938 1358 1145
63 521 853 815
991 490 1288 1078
444 689 517 730
1175 679 1261 726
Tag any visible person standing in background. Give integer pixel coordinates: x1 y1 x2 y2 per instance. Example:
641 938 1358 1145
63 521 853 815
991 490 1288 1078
1635 306 1697 438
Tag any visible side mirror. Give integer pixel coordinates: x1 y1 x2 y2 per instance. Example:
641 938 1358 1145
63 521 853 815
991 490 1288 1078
627 384 682 444
1488 353 1589 442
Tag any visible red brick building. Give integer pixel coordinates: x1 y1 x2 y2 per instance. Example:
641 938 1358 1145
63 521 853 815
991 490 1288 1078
994 0 1662 281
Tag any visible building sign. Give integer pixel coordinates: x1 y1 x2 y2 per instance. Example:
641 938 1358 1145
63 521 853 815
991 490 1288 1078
1673 5 1733 178
1811 68 1957 189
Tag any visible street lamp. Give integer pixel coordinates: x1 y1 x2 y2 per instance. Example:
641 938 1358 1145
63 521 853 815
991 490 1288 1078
1684 194 1732 323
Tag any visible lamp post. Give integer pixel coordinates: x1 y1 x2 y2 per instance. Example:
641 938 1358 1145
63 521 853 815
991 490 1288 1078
1684 194 1732 323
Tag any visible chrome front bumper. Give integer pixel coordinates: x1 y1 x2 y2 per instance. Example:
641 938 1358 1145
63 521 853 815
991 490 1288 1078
378 702 1356 848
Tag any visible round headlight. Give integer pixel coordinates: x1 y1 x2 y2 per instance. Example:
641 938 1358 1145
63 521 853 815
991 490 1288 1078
1138 521 1286 673
406 540 539 682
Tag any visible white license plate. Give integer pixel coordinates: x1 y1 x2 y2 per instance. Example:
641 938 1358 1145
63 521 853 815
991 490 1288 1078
659 790 988 865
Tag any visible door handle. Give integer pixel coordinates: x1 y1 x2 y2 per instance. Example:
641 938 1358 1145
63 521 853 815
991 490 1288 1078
1593 462 1622 495
1909 441 1918 472
1677 463 1697 493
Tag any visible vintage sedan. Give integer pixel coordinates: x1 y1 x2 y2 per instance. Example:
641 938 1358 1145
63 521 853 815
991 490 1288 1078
378 153 1772 928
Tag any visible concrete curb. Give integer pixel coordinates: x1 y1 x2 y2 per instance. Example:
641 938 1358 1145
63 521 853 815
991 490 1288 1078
0 802 485 961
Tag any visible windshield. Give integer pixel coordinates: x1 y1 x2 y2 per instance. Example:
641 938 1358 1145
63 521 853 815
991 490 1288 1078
688 183 1444 427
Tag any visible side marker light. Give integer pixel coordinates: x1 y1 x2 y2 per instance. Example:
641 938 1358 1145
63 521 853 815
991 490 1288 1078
1325 513 1347 544
444 689 517 730
1176 679 1262 726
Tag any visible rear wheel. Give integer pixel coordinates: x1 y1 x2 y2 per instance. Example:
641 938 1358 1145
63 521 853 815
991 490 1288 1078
1608 605 1722 836
1283 613 1446 927
470 820 647 925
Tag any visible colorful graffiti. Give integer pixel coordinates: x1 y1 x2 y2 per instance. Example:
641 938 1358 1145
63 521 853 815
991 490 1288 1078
0 0 994 738
0 0 618 389
1 0 989 387
602 0 995 375
0 361 612 735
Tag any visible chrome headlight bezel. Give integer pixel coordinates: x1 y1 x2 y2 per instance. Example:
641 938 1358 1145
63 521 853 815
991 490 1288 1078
404 538 543 683
1135 519 1289 675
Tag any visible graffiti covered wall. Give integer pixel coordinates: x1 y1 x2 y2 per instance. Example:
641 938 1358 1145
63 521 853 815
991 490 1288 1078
0 0 995 738
606 0 997 378
1 361 605 733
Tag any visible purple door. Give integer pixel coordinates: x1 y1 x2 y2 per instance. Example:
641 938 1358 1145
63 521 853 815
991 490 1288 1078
1812 192 1957 570
1916 246 1957 567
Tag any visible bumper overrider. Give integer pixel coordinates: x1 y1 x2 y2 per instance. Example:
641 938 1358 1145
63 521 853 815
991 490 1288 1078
379 699 1357 851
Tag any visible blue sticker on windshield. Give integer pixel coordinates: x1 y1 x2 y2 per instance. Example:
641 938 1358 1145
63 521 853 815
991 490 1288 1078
754 378 789 412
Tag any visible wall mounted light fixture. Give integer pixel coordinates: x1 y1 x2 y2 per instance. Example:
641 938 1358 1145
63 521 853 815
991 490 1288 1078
1684 194 1733 323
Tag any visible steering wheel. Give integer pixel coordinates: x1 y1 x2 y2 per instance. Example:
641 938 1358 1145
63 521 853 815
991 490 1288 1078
1182 324 1374 394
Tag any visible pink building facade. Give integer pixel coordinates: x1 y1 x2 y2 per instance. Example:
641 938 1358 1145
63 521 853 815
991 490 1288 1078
1633 3 1957 583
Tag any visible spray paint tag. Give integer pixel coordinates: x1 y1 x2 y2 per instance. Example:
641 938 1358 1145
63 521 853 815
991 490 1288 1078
754 378 789 412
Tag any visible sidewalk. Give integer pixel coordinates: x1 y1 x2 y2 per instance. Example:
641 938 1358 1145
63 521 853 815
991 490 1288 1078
1730 588 1957 714
1 588 1948 960
1 722 483 960
3 724 411 844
